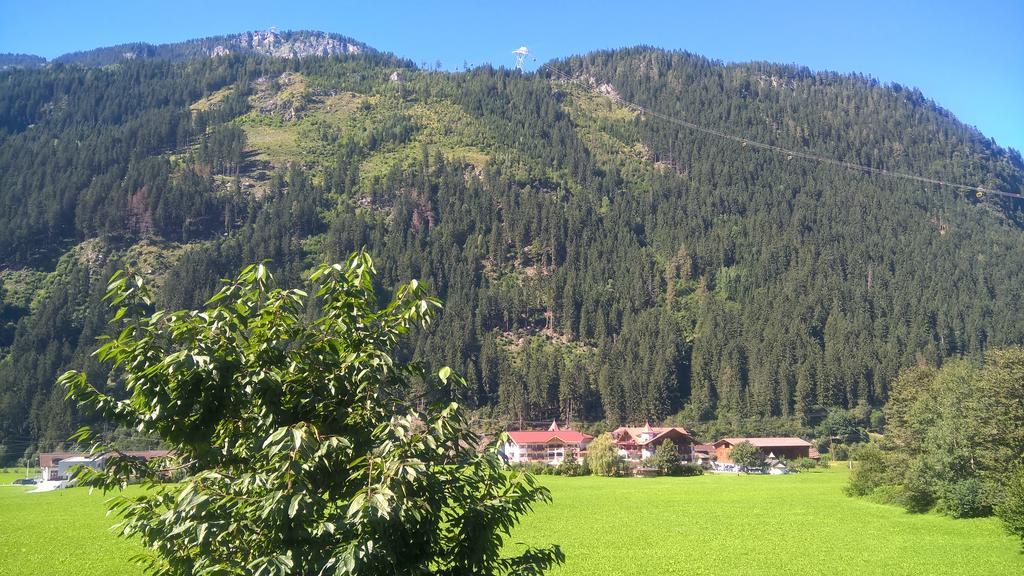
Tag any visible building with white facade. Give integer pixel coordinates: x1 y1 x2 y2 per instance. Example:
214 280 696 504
503 421 593 465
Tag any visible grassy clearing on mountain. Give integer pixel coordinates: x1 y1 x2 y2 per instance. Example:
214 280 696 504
563 90 655 187
355 99 492 185
0 269 48 311
188 86 233 112
236 75 494 185
120 239 192 289
238 120 303 165
236 73 343 167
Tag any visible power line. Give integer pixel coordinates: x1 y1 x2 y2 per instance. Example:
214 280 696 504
539 63 1023 201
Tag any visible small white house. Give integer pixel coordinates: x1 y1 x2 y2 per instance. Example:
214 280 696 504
56 455 105 479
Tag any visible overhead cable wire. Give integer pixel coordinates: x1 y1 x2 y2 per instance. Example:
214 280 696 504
538 63 1023 200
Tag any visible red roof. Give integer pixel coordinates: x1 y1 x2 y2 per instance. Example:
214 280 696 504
506 430 592 444
714 437 812 448
39 452 81 468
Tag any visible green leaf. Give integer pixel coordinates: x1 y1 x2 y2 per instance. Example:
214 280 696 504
347 493 366 518
263 427 289 449
288 494 303 518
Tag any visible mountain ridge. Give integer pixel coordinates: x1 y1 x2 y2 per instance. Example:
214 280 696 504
0 53 46 71
0 30 370 69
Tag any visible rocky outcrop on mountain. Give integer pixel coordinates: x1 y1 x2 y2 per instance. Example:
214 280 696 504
53 30 368 67
226 30 363 59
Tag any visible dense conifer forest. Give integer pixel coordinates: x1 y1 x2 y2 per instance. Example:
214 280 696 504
1 37 1023 463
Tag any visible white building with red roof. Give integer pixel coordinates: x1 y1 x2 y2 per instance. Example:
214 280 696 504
611 423 695 461
503 421 593 464
39 450 172 481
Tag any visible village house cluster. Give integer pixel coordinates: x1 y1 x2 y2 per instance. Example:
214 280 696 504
39 450 171 482
31 426 816 486
501 421 818 469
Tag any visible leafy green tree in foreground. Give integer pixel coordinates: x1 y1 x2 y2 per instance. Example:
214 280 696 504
729 441 763 472
60 253 563 576
586 433 623 477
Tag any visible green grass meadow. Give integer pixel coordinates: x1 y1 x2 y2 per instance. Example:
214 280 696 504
0 484 145 575
0 469 39 485
1 467 1021 575
511 468 1024 576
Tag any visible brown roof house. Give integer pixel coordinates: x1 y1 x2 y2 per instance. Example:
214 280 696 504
692 443 716 465
712 437 813 464
612 423 695 462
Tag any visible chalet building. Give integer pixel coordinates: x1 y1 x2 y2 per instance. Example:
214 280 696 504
39 450 171 481
502 421 593 465
39 452 83 481
692 443 716 465
612 423 695 461
712 437 813 463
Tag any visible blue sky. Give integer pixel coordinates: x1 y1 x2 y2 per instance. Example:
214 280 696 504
2 0 1021 152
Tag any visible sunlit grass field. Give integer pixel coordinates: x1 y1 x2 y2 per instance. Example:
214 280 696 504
0 484 145 576
0 469 39 484
1 467 1021 576
510 467 1024 575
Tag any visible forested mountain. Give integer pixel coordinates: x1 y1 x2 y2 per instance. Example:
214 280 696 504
54 30 368 67
0 53 46 71
0 30 366 71
1 34 1023 463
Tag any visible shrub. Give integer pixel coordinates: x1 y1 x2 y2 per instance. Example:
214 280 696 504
938 478 990 519
869 409 886 431
830 443 851 461
676 463 704 477
866 484 909 507
790 458 819 472
845 444 890 497
581 455 598 473
902 461 937 513
556 453 584 477
996 462 1024 547
814 438 830 455
517 461 550 476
